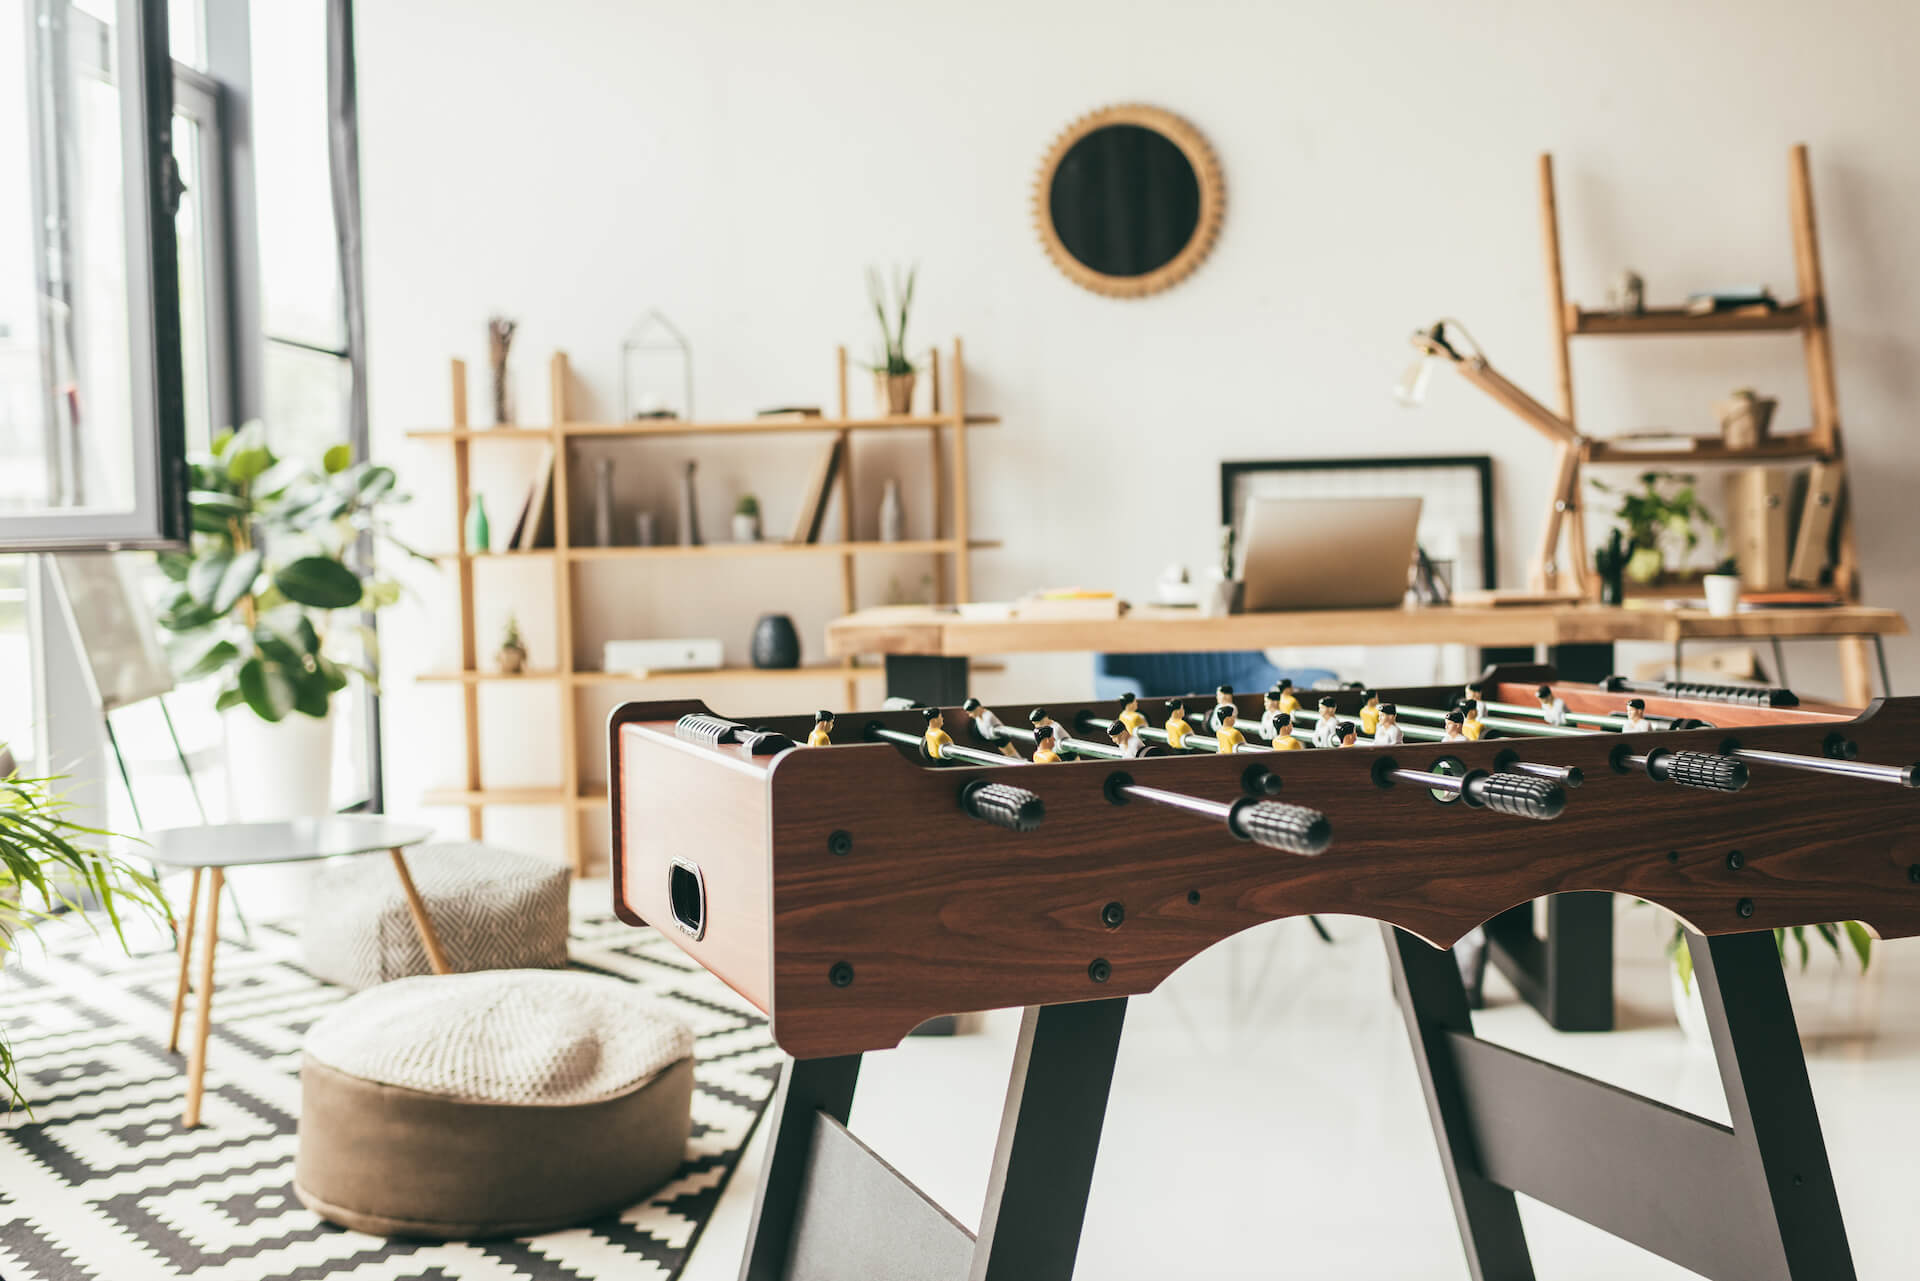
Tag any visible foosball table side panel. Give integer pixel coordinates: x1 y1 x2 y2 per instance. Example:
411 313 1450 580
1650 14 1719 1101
613 718 774 1016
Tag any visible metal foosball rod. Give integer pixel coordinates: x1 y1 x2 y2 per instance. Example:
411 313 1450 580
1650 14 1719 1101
1389 702 1588 739
1716 739 1920 788
1370 756 1567 820
1490 749 1584 787
1480 699 1693 733
1102 771 1333 856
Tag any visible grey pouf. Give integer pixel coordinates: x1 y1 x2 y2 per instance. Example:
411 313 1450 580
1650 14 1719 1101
302 842 569 990
295 969 695 1239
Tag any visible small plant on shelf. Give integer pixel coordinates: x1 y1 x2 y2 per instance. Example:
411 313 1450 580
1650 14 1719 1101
1589 470 1720 583
866 263 919 415
496 614 528 675
733 494 761 543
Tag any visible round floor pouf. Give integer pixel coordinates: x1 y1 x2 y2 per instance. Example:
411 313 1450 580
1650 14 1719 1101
295 969 694 1239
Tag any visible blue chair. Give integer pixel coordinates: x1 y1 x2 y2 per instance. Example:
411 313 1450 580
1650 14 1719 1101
1092 651 1338 702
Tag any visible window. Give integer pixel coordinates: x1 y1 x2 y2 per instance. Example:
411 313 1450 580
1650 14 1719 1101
1 0 189 552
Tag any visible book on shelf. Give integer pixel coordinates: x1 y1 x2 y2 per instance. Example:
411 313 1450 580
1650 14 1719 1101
513 447 557 549
756 406 824 420
1684 287 1776 315
788 436 844 544
1602 433 1698 453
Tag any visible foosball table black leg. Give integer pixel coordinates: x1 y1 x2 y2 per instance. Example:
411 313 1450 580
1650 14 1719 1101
739 1053 864 1281
883 655 971 706
1387 924 1857 1281
1483 892 1615 1031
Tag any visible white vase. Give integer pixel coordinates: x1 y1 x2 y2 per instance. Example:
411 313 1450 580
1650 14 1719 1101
731 512 760 542
879 478 903 543
1703 573 1742 617
223 708 336 821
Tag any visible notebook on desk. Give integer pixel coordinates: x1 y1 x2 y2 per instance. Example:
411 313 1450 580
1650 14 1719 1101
1238 496 1423 611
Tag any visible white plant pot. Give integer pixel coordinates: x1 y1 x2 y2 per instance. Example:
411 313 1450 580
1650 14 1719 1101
731 513 760 542
223 708 335 821
1703 574 1742 617
1670 965 1713 1054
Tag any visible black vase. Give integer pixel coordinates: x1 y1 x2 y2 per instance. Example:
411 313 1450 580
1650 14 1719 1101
750 613 801 669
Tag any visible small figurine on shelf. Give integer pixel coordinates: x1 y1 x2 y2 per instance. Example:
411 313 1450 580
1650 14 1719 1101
1462 700 1486 741
808 710 835 747
964 698 1020 757
1441 709 1468 743
1311 696 1341 748
1373 703 1405 746
1275 679 1301 716
1536 684 1569 727
1164 700 1195 750
1117 692 1147 734
1213 706 1248 754
1030 708 1071 753
1259 687 1286 741
1031 723 1063 763
1268 713 1301 751
1335 721 1359 748
1207 685 1237 734
922 707 954 760
1622 698 1650 733
1105 720 1147 759
495 614 528 674
1608 269 1645 316
1359 689 1382 736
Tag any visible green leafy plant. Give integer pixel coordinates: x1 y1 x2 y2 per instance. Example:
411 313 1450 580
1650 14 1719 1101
1711 556 1739 577
735 494 760 518
154 424 428 723
2 769 166 1110
1589 471 1721 576
1671 918 1872 993
865 263 918 376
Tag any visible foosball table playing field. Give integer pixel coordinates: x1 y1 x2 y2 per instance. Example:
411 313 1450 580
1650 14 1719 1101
609 666 1920 1280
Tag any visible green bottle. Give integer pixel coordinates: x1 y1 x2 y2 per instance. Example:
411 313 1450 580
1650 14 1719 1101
466 494 491 553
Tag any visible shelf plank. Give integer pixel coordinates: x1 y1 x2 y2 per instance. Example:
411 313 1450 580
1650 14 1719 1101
1566 301 1807 337
566 538 999 561
405 427 557 441
572 664 871 684
560 413 998 438
428 550 560 563
1585 432 1832 466
423 786 569 807
417 669 562 683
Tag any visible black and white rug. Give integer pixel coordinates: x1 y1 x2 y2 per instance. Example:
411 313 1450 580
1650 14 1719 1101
0 910 781 1280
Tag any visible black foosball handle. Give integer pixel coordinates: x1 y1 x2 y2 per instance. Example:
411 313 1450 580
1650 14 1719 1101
677 712 745 746
959 780 1045 832
1228 798 1333 855
1462 771 1566 821
1648 749 1749 792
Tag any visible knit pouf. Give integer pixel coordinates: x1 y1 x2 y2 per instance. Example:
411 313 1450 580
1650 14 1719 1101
294 969 695 1239
301 842 568 989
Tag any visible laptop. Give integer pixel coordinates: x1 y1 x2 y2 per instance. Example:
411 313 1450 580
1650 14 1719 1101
1238 495 1423 611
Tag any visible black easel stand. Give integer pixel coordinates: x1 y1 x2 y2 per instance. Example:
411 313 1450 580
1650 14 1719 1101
741 997 1128 1281
1386 924 1854 1280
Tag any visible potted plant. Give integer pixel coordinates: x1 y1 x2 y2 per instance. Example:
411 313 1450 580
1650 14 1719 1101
1669 916 1872 1050
2 766 165 1109
866 264 918 416
154 424 426 820
732 494 761 543
496 614 529 674
1703 556 1742 616
1589 471 1720 584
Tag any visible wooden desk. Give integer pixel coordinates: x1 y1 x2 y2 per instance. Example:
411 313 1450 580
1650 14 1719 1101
826 602 1906 705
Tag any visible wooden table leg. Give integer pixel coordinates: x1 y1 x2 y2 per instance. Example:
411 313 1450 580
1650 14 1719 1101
183 867 223 1129
167 867 203 1054
389 848 452 976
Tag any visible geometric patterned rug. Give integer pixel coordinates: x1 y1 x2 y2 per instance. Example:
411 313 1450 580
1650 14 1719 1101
0 909 781 1280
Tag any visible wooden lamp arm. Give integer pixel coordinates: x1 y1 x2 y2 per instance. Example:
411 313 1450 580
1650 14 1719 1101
1412 328 1579 445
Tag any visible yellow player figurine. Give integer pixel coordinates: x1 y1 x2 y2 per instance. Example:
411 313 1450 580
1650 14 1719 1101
922 707 954 760
1164 700 1195 750
1270 712 1303 750
1275 679 1301 716
807 710 834 747
1214 705 1248 753
1462 699 1486 741
1031 723 1062 763
1117 692 1148 734
1359 689 1382 736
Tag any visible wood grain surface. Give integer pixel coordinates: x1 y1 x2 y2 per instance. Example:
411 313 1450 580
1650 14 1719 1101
609 670 1920 1059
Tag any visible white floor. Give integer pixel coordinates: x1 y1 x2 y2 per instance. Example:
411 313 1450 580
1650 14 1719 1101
648 894 1920 1280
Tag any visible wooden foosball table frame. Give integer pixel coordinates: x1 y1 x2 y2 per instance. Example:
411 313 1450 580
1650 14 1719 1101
610 666 1919 1280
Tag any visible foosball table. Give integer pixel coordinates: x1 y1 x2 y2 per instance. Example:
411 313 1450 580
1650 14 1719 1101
609 666 1919 1280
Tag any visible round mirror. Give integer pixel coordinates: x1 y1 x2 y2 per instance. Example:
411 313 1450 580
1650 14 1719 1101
1034 105 1224 299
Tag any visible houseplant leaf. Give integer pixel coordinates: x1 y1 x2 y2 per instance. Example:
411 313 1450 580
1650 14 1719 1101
322 443 353 474
211 549 264 615
1842 920 1873 972
177 637 240 681
186 550 233 607
273 557 363 609
236 656 295 722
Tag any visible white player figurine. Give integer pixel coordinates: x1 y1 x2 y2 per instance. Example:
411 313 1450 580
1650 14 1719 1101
1622 698 1650 733
1207 685 1237 734
964 697 1020 757
1440 709 1468 743
1311 696 1342 748
1535 683 1569 728
1372 703 1405 746
1105 720 1148 759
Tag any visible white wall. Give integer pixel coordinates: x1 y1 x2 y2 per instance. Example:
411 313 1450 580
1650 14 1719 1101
357 0 1920 863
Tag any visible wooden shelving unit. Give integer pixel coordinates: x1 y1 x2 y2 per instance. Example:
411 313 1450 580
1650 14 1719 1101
1535 144 1878 700
408 339 996 873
